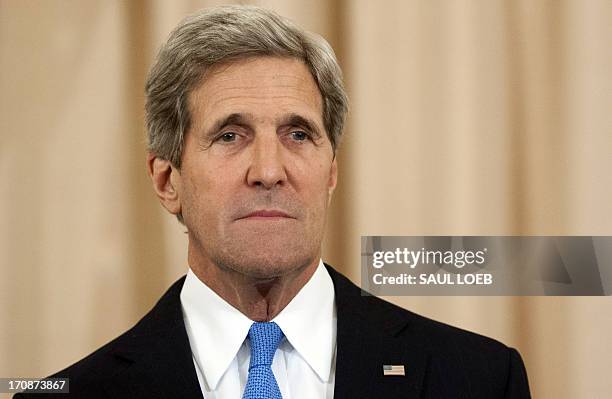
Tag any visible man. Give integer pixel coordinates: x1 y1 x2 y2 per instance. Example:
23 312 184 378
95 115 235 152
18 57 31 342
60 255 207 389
16 5 530 399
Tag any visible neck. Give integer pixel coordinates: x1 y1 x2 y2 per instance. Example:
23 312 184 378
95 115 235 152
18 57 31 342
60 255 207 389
188 249 319 322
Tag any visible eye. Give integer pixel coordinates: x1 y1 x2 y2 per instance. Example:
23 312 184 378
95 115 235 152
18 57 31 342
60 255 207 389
290 131 309 141
218 132 237 143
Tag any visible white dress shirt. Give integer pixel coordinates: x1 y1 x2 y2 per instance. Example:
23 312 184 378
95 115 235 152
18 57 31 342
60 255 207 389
180 260 337 399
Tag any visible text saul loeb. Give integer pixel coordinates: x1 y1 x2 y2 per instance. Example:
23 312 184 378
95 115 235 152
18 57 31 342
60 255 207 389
370 248 494 286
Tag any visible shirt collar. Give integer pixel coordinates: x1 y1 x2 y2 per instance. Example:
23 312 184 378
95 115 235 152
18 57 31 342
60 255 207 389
180 268 253 390
180 260 336 390
272 260 336 382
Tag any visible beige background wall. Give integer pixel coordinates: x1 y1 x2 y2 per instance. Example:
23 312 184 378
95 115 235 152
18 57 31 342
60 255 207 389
1 1 611 398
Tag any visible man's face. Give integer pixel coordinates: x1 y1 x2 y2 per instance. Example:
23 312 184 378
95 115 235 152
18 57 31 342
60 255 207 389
176 56 337 279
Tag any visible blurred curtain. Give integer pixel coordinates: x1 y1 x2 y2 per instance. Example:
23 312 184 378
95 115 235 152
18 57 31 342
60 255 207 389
1 1 610 398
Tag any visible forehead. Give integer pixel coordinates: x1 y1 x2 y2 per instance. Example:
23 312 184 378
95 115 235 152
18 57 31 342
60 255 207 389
189 56 324 127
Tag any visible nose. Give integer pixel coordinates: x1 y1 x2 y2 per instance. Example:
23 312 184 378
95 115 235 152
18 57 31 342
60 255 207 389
246 134 288 189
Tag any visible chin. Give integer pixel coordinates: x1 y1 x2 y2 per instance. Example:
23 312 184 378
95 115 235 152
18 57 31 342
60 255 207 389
215 238 317 280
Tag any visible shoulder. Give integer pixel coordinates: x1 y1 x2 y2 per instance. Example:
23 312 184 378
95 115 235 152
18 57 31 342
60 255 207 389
13 332 132 398
327 262 511 350
326 264 531 398
45 330 134 397
14 277 188 398
359 278 515 365
383 299 529 398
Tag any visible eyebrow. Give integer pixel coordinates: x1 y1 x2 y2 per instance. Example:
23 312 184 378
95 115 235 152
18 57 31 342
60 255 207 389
204 112 324 140
205 113 253 139
279 113 323 139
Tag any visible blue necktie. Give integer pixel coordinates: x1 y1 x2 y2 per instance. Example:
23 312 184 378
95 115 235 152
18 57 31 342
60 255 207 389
242 322 284 399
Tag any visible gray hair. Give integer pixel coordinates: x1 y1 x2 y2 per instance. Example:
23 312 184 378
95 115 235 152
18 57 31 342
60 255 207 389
145 5 348 168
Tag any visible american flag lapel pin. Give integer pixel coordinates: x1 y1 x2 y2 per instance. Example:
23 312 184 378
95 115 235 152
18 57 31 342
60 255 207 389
383 364 405 376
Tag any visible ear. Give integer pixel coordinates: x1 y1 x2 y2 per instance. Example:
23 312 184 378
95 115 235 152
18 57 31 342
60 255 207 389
327 156 338 203
146 153 182 216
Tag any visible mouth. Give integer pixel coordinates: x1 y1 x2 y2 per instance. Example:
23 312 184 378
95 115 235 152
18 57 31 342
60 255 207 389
237 209 295 220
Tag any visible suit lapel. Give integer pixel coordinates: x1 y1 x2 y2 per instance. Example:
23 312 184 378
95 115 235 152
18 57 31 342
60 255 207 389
327 265 429 399
102 277 204 399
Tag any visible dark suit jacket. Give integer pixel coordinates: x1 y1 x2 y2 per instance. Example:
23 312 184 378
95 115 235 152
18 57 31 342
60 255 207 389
16 264 531 398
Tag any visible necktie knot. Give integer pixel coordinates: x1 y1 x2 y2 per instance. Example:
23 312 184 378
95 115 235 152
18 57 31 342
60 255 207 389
247 322 284 368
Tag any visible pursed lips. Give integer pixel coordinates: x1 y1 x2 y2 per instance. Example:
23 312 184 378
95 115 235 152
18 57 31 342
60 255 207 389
237 210 295 220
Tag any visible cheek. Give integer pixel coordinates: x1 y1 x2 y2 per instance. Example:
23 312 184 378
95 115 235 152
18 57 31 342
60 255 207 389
301 168 334 211
182 171 228 221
